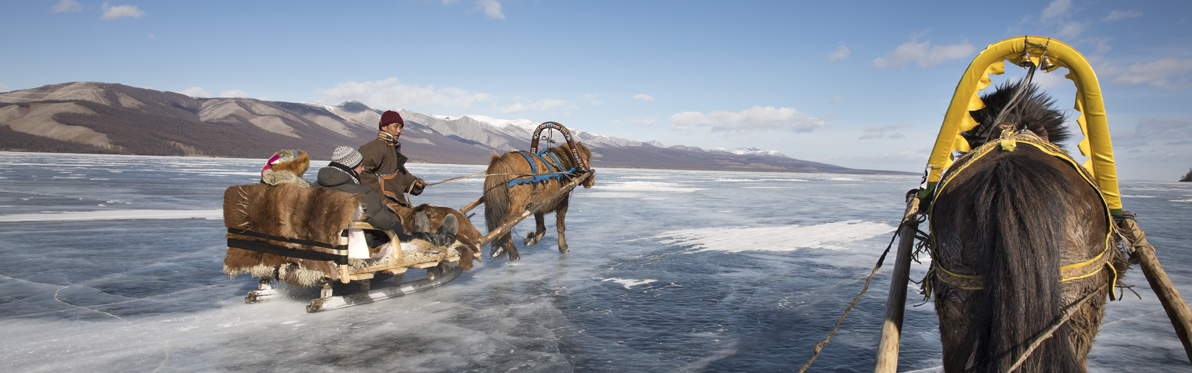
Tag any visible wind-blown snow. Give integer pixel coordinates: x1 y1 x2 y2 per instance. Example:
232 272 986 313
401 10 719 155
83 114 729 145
655 220 896 253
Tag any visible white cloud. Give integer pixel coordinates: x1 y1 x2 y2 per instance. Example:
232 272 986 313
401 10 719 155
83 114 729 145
827 43 850 62
146 33 156 39
1104 10 1142 21
181 87 210 98
101 3 146 20
873 36 975 68
859 122 912 140
1111 58 1192 89
583 93 603 105
669 106 824 135
319 77 493 111
477 0 505 19
499 98 566 113
52 0 82 13
633 94 655 102
829 96 842 103
1056 21 1088 40
219 89 249 98
1041 0 1071 21
1113 117 1192 148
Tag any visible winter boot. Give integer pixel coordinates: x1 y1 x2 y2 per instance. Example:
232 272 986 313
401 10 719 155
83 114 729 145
434 214 459 247
411 212 436 244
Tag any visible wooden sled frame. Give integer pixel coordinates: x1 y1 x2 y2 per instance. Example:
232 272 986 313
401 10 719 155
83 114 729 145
227 206 465 313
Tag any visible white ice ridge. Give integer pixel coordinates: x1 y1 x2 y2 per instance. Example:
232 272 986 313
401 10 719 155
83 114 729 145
0 209 223 222
655 220 896 253
602 278 657 289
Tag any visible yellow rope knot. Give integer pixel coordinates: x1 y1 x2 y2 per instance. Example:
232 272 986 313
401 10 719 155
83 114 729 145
999 128 1018 152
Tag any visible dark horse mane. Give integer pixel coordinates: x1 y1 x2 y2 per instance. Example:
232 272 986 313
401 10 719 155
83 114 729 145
932 80 1121 371
963 80 1070 149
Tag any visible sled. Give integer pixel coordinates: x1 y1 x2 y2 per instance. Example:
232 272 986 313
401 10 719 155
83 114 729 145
873 36 1192 371
222 183 469 313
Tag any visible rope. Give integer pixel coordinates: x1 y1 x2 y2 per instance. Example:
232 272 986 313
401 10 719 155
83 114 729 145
1005 282 1108 372
799 212 923 372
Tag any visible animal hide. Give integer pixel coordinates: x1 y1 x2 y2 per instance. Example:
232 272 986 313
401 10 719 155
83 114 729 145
393 204 482 270
222 183 361 287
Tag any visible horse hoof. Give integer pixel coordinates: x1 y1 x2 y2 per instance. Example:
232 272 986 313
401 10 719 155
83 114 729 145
523 236 539 247
491 248 505 259
558 244 569 253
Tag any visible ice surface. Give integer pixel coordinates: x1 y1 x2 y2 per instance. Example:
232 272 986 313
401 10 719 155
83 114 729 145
1 152 1190 372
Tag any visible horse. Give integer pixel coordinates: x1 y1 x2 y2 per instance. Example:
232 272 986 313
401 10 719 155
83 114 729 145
483 141 594 260
928 81 1127 372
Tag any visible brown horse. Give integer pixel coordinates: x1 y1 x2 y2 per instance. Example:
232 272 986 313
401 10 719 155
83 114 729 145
483 141 594 260
929 81 1127 371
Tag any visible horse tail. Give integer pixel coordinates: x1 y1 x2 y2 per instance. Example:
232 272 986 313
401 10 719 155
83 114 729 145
956 152 1082 371
483 152 513 235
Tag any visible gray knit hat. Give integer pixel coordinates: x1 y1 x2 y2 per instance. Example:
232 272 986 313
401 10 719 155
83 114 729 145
331 146 363 168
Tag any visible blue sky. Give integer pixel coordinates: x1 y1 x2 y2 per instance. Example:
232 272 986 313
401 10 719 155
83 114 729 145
2 1 1191 180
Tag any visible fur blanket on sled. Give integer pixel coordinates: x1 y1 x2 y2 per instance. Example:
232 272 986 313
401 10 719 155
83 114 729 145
223 183 360 287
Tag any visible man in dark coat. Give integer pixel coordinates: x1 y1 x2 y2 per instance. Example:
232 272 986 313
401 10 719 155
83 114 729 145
359 110 424 209
316 146 456 246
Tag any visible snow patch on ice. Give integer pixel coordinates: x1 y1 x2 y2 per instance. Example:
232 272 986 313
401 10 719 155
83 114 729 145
1172 199 1192 203
602 278 657 289
0 209 222 222
655 220 895 253
593 181 702 193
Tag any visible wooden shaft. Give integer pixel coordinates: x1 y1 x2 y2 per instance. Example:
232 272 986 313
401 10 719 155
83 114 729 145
1126 218 1192 363
476 171 592 248
460 196 484 214
874 221 917 372
875 193 920 373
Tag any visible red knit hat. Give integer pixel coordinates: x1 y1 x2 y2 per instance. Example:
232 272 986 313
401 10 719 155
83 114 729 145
379 110 404 128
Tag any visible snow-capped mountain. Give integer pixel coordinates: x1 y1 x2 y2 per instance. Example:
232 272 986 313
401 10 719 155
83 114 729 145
0 82 902 174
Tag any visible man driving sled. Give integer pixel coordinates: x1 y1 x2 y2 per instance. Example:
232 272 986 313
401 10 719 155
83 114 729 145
317 146 457 247
360 110 424 209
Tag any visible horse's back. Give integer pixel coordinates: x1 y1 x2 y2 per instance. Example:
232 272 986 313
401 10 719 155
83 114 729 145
931 145 1113 372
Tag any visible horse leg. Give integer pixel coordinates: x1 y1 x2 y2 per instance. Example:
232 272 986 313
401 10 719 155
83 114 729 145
524 212 546 247
556 199 570 253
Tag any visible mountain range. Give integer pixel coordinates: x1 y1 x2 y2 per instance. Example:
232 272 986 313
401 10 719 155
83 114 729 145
0 82 903 174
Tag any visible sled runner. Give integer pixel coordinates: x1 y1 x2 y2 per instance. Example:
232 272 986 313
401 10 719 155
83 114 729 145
222 183 469 312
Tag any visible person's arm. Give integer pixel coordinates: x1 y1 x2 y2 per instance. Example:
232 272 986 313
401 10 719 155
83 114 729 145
358 144 384 197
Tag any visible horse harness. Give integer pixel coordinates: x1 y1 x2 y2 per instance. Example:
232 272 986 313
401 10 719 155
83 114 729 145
923 129 1119 297
506 150 584 187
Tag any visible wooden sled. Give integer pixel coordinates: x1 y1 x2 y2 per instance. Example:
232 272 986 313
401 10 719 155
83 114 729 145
222 183 468 313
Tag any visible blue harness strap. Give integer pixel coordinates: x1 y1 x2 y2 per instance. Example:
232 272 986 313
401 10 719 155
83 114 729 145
507 150 578 187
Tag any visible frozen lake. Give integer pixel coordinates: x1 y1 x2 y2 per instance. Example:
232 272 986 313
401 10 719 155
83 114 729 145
1 151 1189 371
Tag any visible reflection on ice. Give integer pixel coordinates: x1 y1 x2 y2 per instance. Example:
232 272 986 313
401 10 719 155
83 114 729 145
0 209 222 222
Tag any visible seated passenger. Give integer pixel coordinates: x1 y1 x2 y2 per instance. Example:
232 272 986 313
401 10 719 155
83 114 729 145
260 149 311 187
315 146 457 247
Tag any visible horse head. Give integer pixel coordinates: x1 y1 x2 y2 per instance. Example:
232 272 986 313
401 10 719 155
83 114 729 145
561 141 595 189
963 81 1070 149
